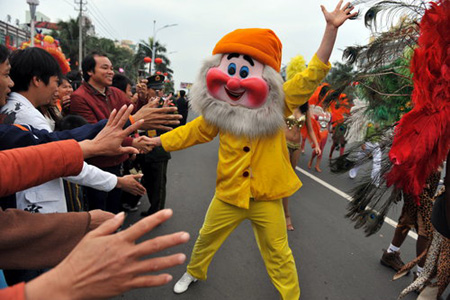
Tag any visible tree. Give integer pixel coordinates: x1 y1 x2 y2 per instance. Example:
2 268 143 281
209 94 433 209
50 18 177 89
52 17 103 70
52 18 138 80
51 17 86 70
133 37 174 92
324 61 357 99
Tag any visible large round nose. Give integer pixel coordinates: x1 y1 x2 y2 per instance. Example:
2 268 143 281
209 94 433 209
226 77 241 91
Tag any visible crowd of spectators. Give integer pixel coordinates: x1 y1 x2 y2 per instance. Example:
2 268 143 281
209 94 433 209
0 44 191 299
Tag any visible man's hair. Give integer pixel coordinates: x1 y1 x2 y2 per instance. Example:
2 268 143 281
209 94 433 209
66 70 82 81
58 75 70 85
81 51 107 82
112 74 132 93
57 115 88 131
66 70 82 90
10 47 62 93
0 44 9 64
179 90 186 97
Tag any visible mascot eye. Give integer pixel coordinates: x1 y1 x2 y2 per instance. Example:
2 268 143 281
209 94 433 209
228 63 236 76
239 66 249 78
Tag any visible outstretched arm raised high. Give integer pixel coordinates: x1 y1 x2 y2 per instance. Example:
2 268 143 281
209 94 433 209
316 0 358 64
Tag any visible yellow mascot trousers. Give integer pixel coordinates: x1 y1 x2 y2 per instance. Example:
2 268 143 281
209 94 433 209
187 197 300 300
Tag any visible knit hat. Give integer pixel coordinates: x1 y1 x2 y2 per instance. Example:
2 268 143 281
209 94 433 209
212 28 282 72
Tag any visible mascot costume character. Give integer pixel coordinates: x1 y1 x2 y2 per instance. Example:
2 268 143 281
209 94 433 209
149 2 356 299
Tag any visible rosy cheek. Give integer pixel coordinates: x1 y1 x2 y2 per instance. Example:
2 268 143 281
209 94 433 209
240 77 269 108
206 68 228 97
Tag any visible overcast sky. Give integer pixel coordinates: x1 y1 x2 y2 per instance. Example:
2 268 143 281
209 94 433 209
1 0 375 88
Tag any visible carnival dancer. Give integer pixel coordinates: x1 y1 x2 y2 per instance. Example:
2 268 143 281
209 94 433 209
147 2 356 298
307 103 332 172
390 1 450 297
282 55 321 231
330 0 449 297
283 102 320 231
299 83 327 154
328 93 351 159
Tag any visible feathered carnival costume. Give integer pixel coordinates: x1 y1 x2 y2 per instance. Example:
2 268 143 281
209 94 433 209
285 55 323 147
331 0 449 237
331 0 449 297
393 1 450 298
160 28 331 299
6 32 70 75
20 34 70 75
385 0 449 202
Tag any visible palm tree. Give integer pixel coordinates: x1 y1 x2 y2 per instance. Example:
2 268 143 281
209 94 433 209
134 39 172 75
85 36 116 55
51 17 96 70
51 18 81 69
324 61 356 100
133 37 174 91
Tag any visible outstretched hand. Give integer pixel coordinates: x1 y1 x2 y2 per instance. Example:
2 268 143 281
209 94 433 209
132 135 155 154
132 101 182 131
162 94 173 107
25 209 190 300
316 1 358 64
116 174 146 196
321 0 358 29
79 105 144 158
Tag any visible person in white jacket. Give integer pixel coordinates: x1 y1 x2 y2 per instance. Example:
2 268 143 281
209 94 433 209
0 47 148 214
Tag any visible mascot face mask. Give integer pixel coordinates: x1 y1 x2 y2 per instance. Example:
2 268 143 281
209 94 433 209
206 54 269 109
189 28 286 139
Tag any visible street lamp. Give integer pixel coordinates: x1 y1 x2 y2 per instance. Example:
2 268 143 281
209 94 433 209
150 20 177 74
26 0 39 47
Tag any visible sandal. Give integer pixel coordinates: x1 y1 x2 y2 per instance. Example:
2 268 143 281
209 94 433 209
286 216 294 231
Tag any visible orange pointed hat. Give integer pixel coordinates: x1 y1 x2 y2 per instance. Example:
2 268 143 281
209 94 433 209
212 28 282 72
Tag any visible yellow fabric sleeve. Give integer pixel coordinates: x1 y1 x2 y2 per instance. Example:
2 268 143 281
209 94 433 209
283 53 331 116
160 116 219 152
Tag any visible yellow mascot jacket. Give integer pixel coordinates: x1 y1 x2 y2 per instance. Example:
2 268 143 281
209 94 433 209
161 54 330 209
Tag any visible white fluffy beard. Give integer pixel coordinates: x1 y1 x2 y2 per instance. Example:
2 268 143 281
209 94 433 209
189 54 285 139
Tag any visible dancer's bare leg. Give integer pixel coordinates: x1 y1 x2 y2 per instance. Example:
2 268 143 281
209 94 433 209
284 148 301 231
329 142 336 159
315 156 322 172
291 149 301 169
308 151 316 169
282 197 294 231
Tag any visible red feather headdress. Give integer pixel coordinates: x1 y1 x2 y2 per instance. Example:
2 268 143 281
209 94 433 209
386 0 450 203
19 34 70 75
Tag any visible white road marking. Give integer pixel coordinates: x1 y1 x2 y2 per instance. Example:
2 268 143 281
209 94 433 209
296 166 418 240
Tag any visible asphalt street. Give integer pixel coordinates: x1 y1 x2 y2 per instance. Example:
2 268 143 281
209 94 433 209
114 113 449 300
